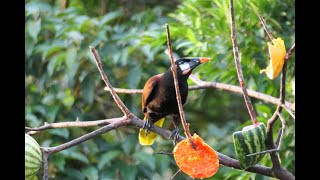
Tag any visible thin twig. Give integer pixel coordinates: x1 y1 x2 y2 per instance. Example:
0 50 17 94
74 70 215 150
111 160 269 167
189 75 295 111
25 117 125 134
44 120 126 154
90 46 132 117
285 43 295 62
170 169 182 180
165 24 192 140
104 78 295 111
229 0 258 125
266 46 288 174
104 87 143 94
41 147 49 180
276 112 286 153
259 15 274 41
281 104 295 119
156 151 173 155
246 149 280 157
248 112 286 157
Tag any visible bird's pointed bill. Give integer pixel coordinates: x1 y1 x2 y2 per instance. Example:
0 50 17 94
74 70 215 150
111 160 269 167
199 57 212 63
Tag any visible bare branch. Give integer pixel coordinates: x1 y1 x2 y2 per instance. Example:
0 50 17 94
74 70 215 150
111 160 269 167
33 43 295 180
44 120 126 155
25 117 125 134
281 104 295 119
104 77 295 111
90 46 132 117
104 87 143 94
266 48 289 175
189 75 295 111
275 112 286 151
156 151 173 155
171 169 182 180
41 147 49 180
247 112 286 157
285 43 295 62
165 24 192 140
229 0 258 125
32 112 286 178
259 15 274 41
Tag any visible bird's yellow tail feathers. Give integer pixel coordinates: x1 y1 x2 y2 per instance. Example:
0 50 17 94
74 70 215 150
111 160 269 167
139 117 165 145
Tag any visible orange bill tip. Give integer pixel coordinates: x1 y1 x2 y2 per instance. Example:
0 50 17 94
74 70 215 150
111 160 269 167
199 57 212 63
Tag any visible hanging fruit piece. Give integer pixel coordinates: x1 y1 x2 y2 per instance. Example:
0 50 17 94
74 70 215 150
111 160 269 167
173 133 219 178
233 122 267 170
260 37 286 79
25 133 42 180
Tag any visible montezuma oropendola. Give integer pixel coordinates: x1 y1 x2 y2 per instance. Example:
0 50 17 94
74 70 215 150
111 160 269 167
139 57 212 145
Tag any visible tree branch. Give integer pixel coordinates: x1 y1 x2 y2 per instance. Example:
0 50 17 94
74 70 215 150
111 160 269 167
259 15 274 41
189 75 295 111
166 24 192 140
41 147 49 180
285 43 295 62
43 120 126 155
260 15 295 179
30 112 292 179
25 117 125 135
90 46 132 117
229 0 258 125
29 44 295 180
103 76 295 111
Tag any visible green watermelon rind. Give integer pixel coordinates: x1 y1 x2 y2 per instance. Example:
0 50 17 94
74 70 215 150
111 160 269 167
25 134 42 179
233 123 267 170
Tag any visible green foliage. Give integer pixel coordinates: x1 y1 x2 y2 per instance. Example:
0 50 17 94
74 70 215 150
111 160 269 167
25 0 294 179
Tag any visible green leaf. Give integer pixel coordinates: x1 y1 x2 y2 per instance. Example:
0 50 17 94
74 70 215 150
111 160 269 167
46 105 60 123
64 168 86 180
65 151 90 164
47 53 65 76
121 135 136 154
51 129 69 139
155 155 170 175
100 10 122 26
66 48 79 81
43 45 64 59
25 113 41 127
25 1 51 17
27 19 41 42
98 150 121 170
80 75 95 105
81 166 99 180
58 89 75 107
186 29 197 43
133 151 155 171
25 34 34 57
256 104 272 118
51 154 66 171
128 65 142 89
119 165 138 180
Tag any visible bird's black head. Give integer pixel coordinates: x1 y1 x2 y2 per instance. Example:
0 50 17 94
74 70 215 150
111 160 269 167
175 57 212 76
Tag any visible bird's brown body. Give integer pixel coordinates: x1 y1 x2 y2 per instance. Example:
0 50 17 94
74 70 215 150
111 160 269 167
139 57 212 145
142 69 189 124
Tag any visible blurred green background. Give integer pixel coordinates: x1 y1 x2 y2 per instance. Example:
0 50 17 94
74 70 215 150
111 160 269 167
25 0 295 179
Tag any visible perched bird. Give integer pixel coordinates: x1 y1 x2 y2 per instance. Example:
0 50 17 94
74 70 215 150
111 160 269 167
139 57 212 145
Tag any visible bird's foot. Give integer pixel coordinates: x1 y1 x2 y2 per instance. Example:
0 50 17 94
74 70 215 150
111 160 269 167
142 118 152 135
169 127 180 146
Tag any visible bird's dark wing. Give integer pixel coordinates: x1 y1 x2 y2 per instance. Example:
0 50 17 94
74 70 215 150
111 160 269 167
142 74 163 113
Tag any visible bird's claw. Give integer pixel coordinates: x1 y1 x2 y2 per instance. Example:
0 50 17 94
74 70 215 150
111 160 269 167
142 119 152 135
169 127 180 146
